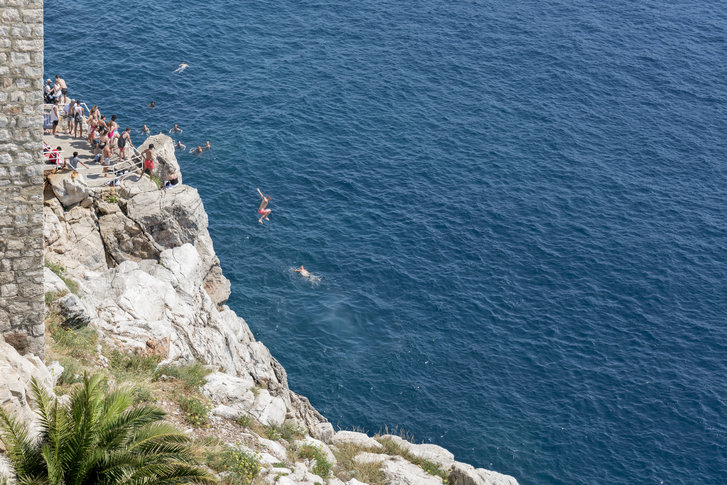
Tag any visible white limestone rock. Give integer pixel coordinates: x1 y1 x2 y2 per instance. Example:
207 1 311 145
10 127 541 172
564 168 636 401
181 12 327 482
379 455 444 485
258 438 288 462
379 434 455 470
0 339 54 424
98 211 159 265
44 266 68 294
137 134 182 186
47 170 90 208
202 371 255 416
56 293 92 329
125 184 230 306
44 206 107 273
331 431 383 450
251 389 287 427
297 436 337 466
450 462 519 485
119 175 158 199
312 422 335 442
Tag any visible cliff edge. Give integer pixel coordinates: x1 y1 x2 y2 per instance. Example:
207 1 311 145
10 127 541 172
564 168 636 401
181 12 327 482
5 134 519 485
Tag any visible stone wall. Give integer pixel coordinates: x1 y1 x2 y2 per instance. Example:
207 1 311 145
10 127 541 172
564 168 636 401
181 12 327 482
0 0 45 357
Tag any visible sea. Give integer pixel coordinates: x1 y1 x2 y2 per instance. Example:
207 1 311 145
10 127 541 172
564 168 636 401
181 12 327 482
44 1 727 483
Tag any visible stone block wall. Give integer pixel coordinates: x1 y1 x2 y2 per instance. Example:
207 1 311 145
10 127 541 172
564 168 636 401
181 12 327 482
0 0 45 357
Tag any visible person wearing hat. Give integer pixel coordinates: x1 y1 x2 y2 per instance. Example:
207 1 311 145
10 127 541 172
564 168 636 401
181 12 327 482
44 79 53 104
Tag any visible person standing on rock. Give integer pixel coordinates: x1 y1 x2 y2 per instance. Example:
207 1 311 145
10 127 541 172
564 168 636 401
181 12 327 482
55 75 68 104
118 128 133 160
141 144 155 180
257 188 272 224
66 151 89 171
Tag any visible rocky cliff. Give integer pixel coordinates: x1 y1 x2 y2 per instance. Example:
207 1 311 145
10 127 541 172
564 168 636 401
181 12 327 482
4 134 518 485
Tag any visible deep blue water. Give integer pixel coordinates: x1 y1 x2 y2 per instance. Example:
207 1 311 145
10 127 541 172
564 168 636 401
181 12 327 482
45 1 727 483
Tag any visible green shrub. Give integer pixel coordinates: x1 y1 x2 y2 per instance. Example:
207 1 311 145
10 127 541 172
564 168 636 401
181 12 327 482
108 349 161 379
207 445 261 485
264 420 304 442
178 396 211 427
132 385 156 404
153 361 212 389
299 444 332 479
235 414 251 428
44 259 78 294
264 424 281 441
48 322 97 360
44 291 68 306
56 359 84 388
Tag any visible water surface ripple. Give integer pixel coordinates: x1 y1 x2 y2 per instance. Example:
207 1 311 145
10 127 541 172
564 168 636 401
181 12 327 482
46 1 727 483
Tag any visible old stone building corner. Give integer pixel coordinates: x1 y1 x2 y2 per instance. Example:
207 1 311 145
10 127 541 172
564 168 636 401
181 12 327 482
0 0 45 357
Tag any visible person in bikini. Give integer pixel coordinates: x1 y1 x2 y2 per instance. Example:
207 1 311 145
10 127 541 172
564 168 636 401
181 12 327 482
257 188 271 224
141 144 155 179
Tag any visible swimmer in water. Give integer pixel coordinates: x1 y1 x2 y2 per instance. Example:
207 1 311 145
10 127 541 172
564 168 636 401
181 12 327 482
190 145 203 154
175 140 186 150
204 140 211 150
257 188 271 224
142 124 150 134
169 124 183 134
293 265 321 283
173 62 189 73
149 101 155 108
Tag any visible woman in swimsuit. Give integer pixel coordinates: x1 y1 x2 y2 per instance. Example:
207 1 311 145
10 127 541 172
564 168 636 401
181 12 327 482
96 129 109 156
107 114 118 147
257 188 272 224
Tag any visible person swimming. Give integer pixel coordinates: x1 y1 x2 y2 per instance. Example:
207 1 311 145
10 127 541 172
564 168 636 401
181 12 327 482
174 62 189 73
293 265 321 283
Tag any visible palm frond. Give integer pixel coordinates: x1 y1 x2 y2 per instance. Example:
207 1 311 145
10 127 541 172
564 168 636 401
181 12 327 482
0 406 44 479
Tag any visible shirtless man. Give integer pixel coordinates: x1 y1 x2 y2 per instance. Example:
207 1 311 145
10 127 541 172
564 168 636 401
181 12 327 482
169 124 183 134
174 62 189 73
257 188 271 224
101 143 113 177
141 144 155 179
293 265 311 278
149 101 155 108
175 140 186 150
55 75 67 104
142 124 150 134
293 265 321 283
204 140 211 150
191 145 203 154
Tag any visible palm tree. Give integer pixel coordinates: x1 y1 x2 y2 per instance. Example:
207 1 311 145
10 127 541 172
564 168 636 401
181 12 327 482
0 373 215 485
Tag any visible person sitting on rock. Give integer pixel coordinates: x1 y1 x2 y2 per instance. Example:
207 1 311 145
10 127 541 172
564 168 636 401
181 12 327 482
164 171 180 189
